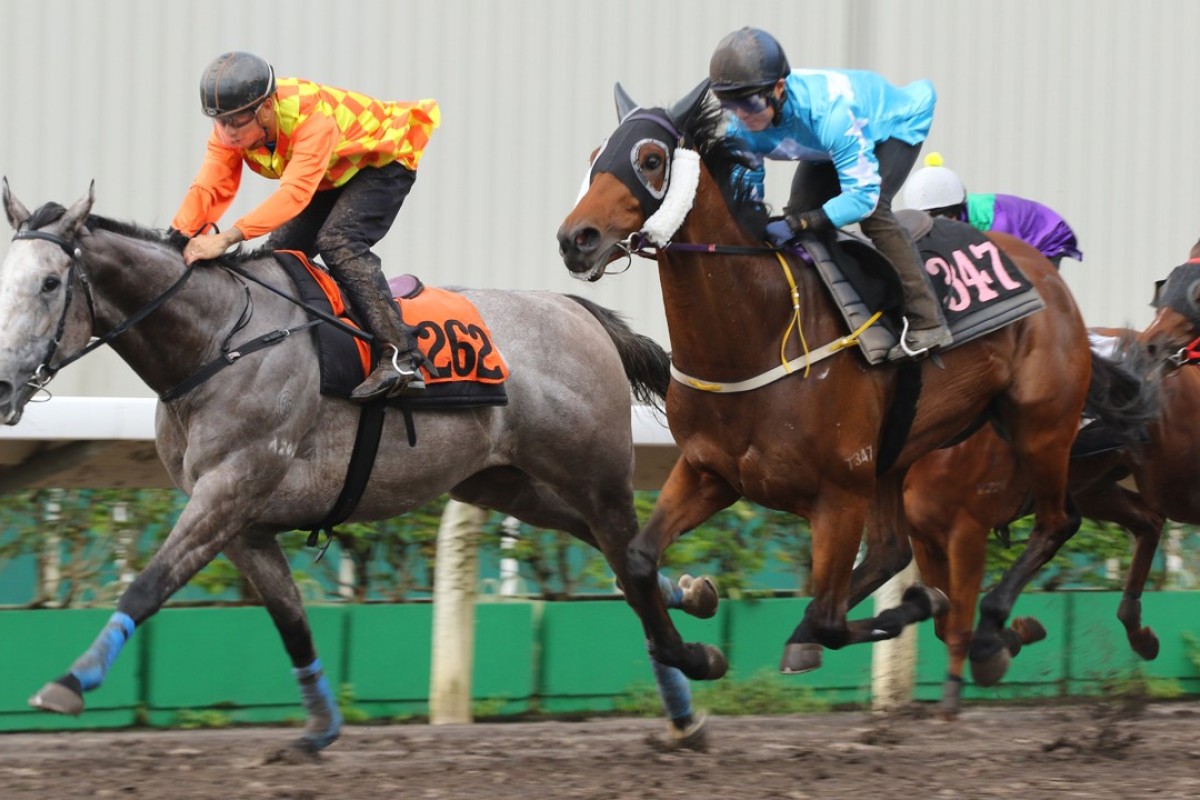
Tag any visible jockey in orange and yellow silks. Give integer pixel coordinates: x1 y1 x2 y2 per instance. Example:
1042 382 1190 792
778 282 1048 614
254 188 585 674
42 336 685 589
173 76 439 241
172 51 442 402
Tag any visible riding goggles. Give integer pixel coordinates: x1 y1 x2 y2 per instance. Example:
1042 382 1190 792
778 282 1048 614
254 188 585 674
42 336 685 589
714 91 771 115
212 108 262 148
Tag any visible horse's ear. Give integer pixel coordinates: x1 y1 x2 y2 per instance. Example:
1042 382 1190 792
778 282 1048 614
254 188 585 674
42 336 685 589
61 181 95 236
614 82 638 120
1189 238 1200 260
2 177 30 230
1151 278 1166 307
668 79 712 131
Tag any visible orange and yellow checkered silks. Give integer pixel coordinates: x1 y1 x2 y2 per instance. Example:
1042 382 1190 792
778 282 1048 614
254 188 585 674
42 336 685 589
243 78 440 189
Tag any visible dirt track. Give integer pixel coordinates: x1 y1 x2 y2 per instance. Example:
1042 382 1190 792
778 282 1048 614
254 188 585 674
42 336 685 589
4 700 1200 799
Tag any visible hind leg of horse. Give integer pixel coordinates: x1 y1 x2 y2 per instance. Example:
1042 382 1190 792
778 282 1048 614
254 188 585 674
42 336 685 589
223 534 342 752
971 421 1079 686
1076 482 1165 660
28 481 248 716
452 468 707 737
451 468 715 618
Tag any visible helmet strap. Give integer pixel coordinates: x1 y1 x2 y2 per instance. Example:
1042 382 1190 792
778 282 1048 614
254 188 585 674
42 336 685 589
768 82 786 126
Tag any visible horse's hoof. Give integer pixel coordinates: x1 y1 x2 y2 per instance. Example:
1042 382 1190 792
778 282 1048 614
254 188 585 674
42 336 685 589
678 574 719 619
1129 627 1160 661
297 728 341 753
902 584 950 618
779 643 823 674
969 646 1011 687
1012 616 1047 644
28 680 85 716
667 711 708 752
702 645 729 680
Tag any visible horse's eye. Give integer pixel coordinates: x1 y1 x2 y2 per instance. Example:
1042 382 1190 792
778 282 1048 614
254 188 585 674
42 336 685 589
643 154 663 171
41 276 61 293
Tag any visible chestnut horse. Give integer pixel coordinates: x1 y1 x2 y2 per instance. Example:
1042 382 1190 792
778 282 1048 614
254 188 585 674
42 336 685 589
905 327 1166 718
556 83 1153 684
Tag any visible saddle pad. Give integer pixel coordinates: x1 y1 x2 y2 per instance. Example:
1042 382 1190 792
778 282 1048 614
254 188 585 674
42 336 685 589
275 253 509 407
799 232 901 365
916 218 1045 348
797 217 1045 365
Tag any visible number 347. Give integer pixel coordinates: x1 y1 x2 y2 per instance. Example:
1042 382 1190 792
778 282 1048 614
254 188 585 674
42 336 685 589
924 241 1023 312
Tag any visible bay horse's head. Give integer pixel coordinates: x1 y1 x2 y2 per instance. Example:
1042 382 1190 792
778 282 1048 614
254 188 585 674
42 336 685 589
1139 241 1200 366
0 180 97 423
557 81 764 281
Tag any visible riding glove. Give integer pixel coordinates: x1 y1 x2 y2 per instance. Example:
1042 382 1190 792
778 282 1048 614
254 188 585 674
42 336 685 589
785 208 833 233
764 219 797 247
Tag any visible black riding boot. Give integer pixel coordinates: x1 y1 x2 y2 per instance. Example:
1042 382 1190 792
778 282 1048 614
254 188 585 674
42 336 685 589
338 265 427 402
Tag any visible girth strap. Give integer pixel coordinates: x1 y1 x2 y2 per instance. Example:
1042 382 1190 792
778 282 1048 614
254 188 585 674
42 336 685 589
306 399 389 561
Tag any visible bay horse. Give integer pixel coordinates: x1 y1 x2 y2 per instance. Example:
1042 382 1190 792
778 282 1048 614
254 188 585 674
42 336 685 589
905 327 1166 718
556 83 1153 685
0 181 716 752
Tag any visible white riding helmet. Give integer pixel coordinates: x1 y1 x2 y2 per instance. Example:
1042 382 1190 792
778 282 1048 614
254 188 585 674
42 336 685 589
904 153 967 211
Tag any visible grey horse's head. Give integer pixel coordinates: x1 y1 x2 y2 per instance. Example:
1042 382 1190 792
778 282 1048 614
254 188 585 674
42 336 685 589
0 180 96 424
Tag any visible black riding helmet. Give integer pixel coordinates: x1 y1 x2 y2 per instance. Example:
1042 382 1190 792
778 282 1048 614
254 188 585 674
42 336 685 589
200 51 276 118
709 27 790 98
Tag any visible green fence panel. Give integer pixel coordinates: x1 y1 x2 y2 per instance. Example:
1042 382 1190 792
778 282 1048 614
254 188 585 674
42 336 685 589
471 600 537 715
0 608 142 731
141 605 346 727
1065 591 1200 695
344 600 536 719
538 599 725 713
914 592 1069 702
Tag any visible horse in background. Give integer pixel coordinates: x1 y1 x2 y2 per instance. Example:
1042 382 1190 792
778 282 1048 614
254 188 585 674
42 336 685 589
0 181 715 752
905 327 1166 717
556 83 1157 686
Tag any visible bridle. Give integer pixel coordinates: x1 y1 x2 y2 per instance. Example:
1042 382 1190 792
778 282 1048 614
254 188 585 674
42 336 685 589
9 224 376 403
10 226 198 396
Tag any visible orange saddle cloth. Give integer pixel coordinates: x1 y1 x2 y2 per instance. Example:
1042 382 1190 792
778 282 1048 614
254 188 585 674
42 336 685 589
276 251 509 407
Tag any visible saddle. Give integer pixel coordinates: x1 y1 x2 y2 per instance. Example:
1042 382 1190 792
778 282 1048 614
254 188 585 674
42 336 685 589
275 251 509 409
796 211 1046 365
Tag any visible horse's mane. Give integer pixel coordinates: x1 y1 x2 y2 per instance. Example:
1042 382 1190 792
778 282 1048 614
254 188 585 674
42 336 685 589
680 100 771 236
87 213 180 250
27 202 271 267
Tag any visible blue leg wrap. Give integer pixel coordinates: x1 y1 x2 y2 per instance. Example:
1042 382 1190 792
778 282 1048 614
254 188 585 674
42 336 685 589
293 657 342 750
69 612 135 692
657 572 684 609
648 643 693 722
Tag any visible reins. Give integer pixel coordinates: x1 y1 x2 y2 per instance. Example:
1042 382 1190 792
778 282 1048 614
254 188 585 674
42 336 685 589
10 225 375 402
622 228 882 392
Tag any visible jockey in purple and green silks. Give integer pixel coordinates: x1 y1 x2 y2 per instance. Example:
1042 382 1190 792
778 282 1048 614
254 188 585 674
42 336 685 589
904 153 1083 267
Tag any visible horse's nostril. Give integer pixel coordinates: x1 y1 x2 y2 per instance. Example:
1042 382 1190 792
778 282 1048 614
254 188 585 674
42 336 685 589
557 226 600 257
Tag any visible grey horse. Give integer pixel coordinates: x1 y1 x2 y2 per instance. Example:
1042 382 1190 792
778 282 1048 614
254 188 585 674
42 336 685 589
0 182 715 751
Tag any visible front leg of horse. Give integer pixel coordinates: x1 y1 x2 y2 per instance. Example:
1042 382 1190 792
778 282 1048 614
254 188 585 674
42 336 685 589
627 462 737 682
28 482 248 717
628 535 727 681
781 498 912 674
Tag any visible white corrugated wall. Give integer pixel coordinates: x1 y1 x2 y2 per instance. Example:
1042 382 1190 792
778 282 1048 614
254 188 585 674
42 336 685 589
0 0 1193 397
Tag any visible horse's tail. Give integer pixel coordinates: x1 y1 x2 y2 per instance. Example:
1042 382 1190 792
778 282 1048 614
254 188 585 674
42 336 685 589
1085 332 1163 442
566 295 670 409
